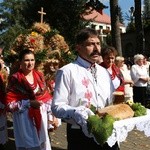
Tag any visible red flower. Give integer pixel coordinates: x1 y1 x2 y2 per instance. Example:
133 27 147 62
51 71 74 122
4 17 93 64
30 38 35 43
82 77 89 88
85 89 92 101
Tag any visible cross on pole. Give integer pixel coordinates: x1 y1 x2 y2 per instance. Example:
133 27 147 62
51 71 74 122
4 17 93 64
38 7 46 23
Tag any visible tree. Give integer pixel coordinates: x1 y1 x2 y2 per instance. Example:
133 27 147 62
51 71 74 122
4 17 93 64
0 0 91 53
0 0 27 53
109 0 122 56
22 0 89 49
143 0 150 30
134 0 144 54
125 6 135 33
144 0 150 19
118 6 124 24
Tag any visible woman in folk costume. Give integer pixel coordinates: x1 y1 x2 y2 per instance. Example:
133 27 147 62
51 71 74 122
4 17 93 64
100 47 124 91
0 72 8 150
6 49 58 150
100 46 125 103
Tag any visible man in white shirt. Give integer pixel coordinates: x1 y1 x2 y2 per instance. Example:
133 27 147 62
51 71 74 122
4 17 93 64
51 28 119 150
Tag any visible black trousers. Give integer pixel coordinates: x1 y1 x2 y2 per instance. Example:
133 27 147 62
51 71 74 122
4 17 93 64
67 124 120 150
0 144 5 150
133 86 147 106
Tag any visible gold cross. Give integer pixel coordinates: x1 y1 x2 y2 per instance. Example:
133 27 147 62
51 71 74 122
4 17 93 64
38 7 46 23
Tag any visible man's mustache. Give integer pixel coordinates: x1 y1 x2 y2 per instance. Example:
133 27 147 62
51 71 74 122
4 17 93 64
90 51 101 56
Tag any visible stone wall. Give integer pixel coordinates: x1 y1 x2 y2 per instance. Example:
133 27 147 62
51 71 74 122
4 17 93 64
121 32 136 57
121 30 150 57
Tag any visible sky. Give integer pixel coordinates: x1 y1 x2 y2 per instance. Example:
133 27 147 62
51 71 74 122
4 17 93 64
101 0 144 26
101 0 134 15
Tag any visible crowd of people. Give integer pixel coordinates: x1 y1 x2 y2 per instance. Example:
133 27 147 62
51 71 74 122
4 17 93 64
0 28 150 150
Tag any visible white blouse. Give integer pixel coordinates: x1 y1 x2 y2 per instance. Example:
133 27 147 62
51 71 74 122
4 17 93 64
120 64 133 98
131 64 149 87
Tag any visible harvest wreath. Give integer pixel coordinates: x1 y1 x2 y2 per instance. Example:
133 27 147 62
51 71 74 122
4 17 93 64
8 22 72 95
87 101 147 145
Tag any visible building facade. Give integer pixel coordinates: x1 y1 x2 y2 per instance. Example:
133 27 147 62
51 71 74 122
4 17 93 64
82 9 126 44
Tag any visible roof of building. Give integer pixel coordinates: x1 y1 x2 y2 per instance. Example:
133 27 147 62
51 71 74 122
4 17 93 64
82 9 111 24
82 9 125 27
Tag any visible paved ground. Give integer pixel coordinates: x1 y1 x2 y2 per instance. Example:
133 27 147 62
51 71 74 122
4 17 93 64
5 118 150 150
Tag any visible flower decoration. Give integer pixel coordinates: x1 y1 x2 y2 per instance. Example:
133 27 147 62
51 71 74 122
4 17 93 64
23 31 44 52
82 77 90 88
126 99 134 106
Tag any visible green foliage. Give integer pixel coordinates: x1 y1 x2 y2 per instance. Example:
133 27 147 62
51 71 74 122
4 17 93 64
5 52 18 65
0 0 27 53
61 50 76 64
0 0 26 30
118 6 124 24
87 115 101 133
35 49 47 63
105 34 112 46
87 114 115 145
0 25 27 53
126 22 135 33
90 104 97 114
44 29 60 39
131 102 147 117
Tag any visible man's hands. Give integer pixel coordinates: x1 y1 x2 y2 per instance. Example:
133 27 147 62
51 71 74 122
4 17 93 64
73 106 94 126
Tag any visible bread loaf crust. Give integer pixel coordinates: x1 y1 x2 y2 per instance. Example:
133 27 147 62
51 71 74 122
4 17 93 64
97 104 134 120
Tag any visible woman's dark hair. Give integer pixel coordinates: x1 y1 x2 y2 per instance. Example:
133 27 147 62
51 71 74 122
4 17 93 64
101 46 118 58
75 28 99 44
19 49 35 61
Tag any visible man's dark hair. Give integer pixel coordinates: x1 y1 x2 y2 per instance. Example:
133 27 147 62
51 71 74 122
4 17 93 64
75 28 99 45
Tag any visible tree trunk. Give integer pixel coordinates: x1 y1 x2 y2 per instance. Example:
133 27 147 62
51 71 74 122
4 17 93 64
134 0 144 54
110 0 122 56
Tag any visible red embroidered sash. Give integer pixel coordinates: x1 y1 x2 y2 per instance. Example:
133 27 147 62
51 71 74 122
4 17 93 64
100 62 124 92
